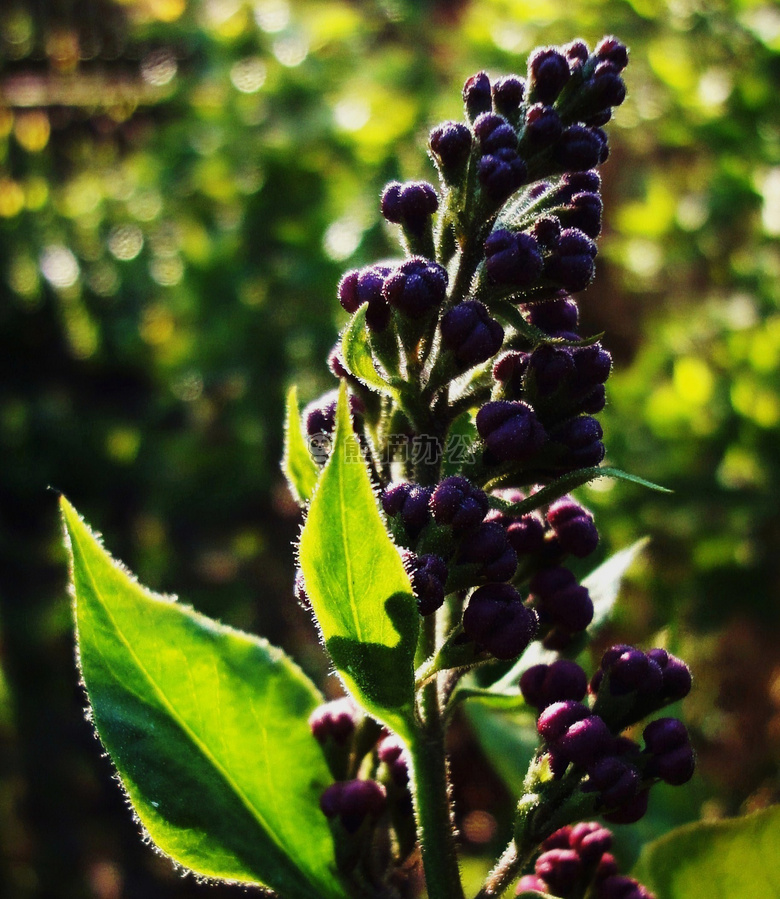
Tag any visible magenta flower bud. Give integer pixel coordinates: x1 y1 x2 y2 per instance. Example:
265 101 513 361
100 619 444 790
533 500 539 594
595 852 620 882
530 565 594 632
380 180 439 234
603 788 649 825
476 400 547 465
537 700 590 743
441 301 504 368
309 697 358 745
535 848 582 894
584 756 641 809
541 825 573 850
320 779 387 833
383 257 448 319
478 148 528 203
516 875 548 895
595 36 629 71
528 47 571 104
377 734 410 786
484 229 544 287
520 659 588 709
647 648 693 702
492 75 525 115
463 583 538 660
463 71 493 121
408 553 448 616
429 121 472 177
556 125 604 172
526 296 579 335
598 875 653 899
547 497 599 557
565 39 590 66
643 718 695 785
523 103 563 147
430 476 489 531
555 714 613 767
569 821 613 865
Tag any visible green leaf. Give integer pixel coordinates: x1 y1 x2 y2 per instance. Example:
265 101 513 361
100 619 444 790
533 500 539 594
282 384 320 504
298 383 419 739
441 410 479 479
465 702 538 795
583 538 650 633
632 805 780 899
341 306 400 401
61 497 344 899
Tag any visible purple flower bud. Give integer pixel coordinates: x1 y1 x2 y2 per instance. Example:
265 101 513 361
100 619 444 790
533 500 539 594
484 229 544 287
305 390 362 439
528 47 571 104
574 342 612 385
565 39 590 67
478 148 527 203
377 735 410 786
541 825 573 850
382 482 432 537
380 181 439 234
338 264 392 331
463 583 538 660
584 756 641 809
561 191 603 238
563 170 602 194
383 258 448 319
429 120 473 175
476 400 547 465
547 497 599 557
643 718 695 785
546 227 598 293
492 350 529 396
430 476 489 531
535 848 582 894
530 565 594 632
526 296 579 335
569 821 613 865
441 301 504 368
556 125 604 171
555 714 613 767
603 788 649 825
590 61 628 108
474 112 518 153
492 75 525 115
646 648 693 702
595 853 620 882
531 214 562 248
527 344 576 396
537 700 590 743
408 553 449 616
516 875 548 895
523 103 563 147
505 513 546 554
459 521 518 581
598 875 653 899
309 697 358 744
463 71 493 121
520 659 588 709
320 779 387 833
552 415 605 468
596 36 629 71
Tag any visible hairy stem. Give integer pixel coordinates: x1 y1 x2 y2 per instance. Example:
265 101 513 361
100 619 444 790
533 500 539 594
474 841 523 899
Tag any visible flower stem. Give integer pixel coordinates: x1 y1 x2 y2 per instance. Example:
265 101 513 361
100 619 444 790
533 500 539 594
474 842 522 899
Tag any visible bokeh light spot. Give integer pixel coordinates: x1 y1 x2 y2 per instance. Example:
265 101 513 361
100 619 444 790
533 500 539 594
108 225 144 261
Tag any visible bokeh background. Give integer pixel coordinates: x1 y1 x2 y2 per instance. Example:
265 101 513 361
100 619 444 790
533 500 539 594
1 0 779 896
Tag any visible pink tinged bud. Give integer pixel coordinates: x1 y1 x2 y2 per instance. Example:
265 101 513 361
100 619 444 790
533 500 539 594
535 848 582 894
537 700 590 743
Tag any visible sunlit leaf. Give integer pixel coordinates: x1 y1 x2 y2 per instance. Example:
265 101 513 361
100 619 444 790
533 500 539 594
283 384 320 504
341 305 401 401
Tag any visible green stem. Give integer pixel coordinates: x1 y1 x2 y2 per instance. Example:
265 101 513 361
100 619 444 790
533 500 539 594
474 842 523 899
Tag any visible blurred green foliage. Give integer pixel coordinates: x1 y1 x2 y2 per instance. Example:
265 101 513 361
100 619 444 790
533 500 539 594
1 0 779 895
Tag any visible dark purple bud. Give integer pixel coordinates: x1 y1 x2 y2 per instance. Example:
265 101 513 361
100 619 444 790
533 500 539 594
590 61 627 108
647 649 693 702
478 148 527 203
381 181 439 234
537 700 590 743
603 788 649 825
598 875 653 899
463 71 492 121
527 344 576 396
592 126 610 163
563 170 602 193
535 848 582 894
441 301 504 368
530 565 594 632
492 75 525 115
523 103 563 147
552 415 605 468
474 112 518 153
459 521 517 581
541 825 573 850
584 756 641 809
492 350 529 397
547 497 599 557
556 125 604 171
377 735 410 786
338 264 392 331
643 718 695 785
565 39 590 67
320 779 387 833
520 659 588 709
484 229 544 287
574 342 612 385
555 714 613 767
309 697 358 744
429 121 473 176
430 476 489 531
476 400 547 465
506 513 546 554
383 258 448 319
595 853 620 882
595 36 629 71
516 875 548 894
463 583 537 660
408 553 449 616
546 227 598 293
562 191 603 238
304 390 338 437
531 214 562 248
382 482 432 537
569 821 613 865
528 47 571 104
526 296 579 335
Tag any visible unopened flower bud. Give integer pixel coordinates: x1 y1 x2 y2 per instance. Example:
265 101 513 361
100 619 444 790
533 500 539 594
528 47 571 104
526 296 579 335
458 521 518 581
320 779 387 833
474 112 518 153
551 415 605 469
463 583 537 659
546 227 598 293
530 565 594 632
408 553 449 616
476 400 547 464
484 229 544 287
643 718 695 785
441 301 504 368
429 121 472 179
556 125 605 172
595 36 629 71
584 756 641 809
430 476 489 531
492 75 525 116
380 181 439 235
382 482 432 537
338 264 392 331
516 875 548 894
520 659 589 709
463 71 493 121
569 821 613 865
523 103 563 148
383 258 448 319
537 700 590 743
377 734 410 786
309 697 359 745
535 848 582 894
602 788 649 825
505 513 546 554
547 497 599 557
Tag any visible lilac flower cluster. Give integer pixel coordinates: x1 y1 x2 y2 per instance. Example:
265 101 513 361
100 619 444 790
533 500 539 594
517 822 655 899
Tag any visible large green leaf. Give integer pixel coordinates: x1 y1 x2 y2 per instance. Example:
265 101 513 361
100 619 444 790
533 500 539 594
282 384 320 504
632 805 780 898
61 497 344 899
465 702 538 796
341 305 401 401
582 537 649 633
298 383 418 739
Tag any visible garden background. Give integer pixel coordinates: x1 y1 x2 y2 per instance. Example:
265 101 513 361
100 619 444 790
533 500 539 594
1 0 779 896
